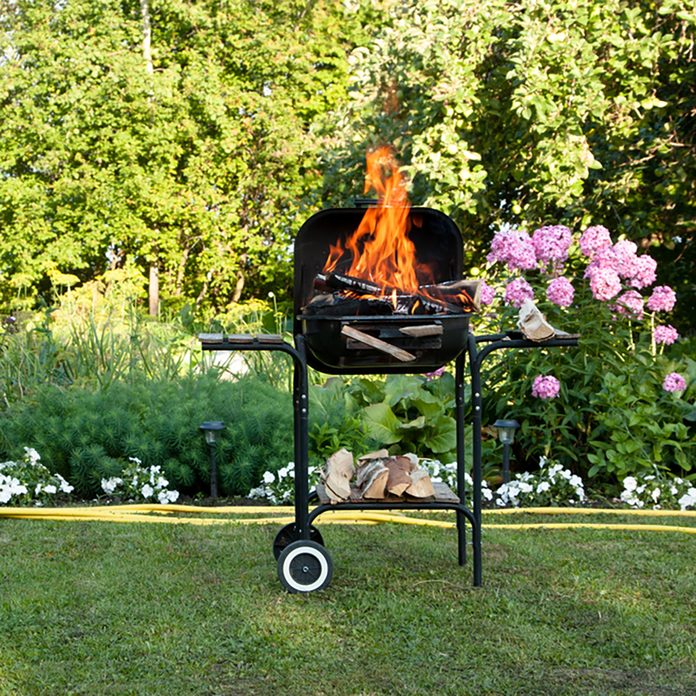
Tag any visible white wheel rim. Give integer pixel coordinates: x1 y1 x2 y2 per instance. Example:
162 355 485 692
282 545 329 593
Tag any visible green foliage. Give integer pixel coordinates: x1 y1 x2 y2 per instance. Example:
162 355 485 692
0 0 365 312
480 226 695 483
322 0 695 331
0 447 74 506
587 356 695 478
345 373 462 461
0 374 294 498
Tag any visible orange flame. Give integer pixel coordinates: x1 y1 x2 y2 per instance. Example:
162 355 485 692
323 147 429 294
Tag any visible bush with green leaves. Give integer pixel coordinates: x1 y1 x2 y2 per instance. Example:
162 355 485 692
479 222 694 483
100 457 180 505
0 373 294 498
619 472 696 511
495 458 587 508
0 447 74 506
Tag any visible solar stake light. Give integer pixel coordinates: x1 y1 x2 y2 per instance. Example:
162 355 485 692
199 421 225 498
493 419 519 483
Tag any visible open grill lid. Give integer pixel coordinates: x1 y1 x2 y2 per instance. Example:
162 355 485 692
293 206 474 375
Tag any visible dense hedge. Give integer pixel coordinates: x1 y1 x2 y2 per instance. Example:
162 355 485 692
0 374 294 498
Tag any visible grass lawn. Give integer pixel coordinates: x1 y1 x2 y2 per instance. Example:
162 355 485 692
0 512 694 695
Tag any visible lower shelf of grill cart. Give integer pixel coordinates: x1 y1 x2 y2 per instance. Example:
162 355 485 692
315 482 460 505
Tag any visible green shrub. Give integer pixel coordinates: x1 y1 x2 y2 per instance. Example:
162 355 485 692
0 373 294 498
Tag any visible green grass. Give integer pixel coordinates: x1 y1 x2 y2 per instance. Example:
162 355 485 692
0 515 694 695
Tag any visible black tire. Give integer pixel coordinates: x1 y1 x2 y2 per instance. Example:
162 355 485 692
277 540 333 593
272 523 324 560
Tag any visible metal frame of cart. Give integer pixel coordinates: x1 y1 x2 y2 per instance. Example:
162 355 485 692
200 331 578 593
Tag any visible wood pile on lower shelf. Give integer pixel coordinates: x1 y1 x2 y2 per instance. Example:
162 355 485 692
318 448 460 504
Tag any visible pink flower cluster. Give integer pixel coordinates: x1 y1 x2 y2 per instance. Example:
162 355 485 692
614 290 644 319
654 325 679 345
589 266 622 301
582 226 658 297
579 225 612 258
532 225 572 265
478 280 496 306
663 372 686 393
487 229 537 272
546 277 574 308
647 285 677 313
504 278 534 308
532 375 560 399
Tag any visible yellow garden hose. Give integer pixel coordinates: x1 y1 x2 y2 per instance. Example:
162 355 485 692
0 504 695 535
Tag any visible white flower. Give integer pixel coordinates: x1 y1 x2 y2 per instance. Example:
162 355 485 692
57 475 73 494
141 484 154 499
101 477 123 495
262 471 275 484
0 489 11 504
482 487 493 501
35 484 43 495
623 476 637 492
518 482 533 494
128 457 142 465
155 476 169 489
24 447 41 465
650 487 661 503
536 481 551 494
43 484 57 495
278 467 288 479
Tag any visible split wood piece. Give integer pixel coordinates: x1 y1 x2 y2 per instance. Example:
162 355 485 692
405 469 435 498
315 273 463 315
341 325 416 362
398 324 443 338
385 458 412 496
357 449 390 463
321 448 354 504
356 460 389 499
517 299 556 341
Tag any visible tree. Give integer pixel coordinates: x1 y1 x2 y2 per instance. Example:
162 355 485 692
320 0 695 331
0 0 362 313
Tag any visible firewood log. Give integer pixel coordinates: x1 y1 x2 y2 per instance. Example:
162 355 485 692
321 448 354 503
358 449 389 463
385 458 412 496
361 465 389 499
405 469 435 498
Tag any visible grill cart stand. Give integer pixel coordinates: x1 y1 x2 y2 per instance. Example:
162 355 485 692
200 330 578 593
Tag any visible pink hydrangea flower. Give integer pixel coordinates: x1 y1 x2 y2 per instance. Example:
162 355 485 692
654 325 679 345
663 372 686 393
479 280 496 306
531 225 572 265
532 375 560 399
579 225 612 258
646 285 676 312
504 278 534 308
630 255 657 289
614 290 644 319
589 267 621 301
546 277 574 308
487 229 537 272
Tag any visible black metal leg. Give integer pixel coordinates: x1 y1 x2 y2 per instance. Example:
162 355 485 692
292 336 311 540
467 334 484 585
455 353 467 566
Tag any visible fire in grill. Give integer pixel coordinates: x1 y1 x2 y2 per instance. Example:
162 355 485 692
294 147 479 374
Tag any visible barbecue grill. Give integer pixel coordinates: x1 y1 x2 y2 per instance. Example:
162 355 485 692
200 202 578 593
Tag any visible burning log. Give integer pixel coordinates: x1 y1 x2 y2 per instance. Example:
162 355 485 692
314 272 465 315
